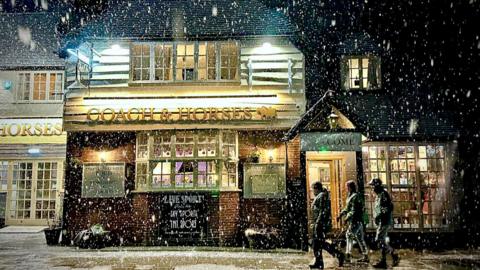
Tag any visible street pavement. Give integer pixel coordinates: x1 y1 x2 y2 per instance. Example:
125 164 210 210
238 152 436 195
0 232 479 270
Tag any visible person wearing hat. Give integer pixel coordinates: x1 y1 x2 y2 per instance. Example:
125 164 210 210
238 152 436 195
309 181 345 269
368 178 400 268
337 180 369 263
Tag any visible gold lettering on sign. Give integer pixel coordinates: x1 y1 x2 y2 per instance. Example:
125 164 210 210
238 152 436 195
0 123 64 137
84 107 278 123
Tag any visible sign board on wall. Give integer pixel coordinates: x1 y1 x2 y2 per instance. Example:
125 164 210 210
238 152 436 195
244 163 286 199
82 163 125 198
157 193 208 240
300 132 362 152
0 118 66 144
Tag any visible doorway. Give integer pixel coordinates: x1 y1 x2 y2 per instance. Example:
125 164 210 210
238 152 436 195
5 160 63 225
306 159 344 235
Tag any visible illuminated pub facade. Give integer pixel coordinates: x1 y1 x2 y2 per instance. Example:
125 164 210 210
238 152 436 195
61 0 305 246
0 12 66 227
60 1 461 247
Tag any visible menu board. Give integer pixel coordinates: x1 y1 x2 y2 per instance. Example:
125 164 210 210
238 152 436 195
244 163 286 199
82 163 125 198
157 193 208 239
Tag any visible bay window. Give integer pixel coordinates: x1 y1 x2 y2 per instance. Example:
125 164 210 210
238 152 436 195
131 41 238 82
135 130 238 191
363 143 451 230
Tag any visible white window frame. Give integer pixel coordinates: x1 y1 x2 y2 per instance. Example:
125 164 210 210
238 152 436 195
130 41 240 83
14 71 64 103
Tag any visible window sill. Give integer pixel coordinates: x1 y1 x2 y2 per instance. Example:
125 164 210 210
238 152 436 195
128 81 241 86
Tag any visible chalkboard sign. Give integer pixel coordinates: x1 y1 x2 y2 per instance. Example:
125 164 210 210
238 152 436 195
157 193 208 240
244 163 286 199
82 163 125 198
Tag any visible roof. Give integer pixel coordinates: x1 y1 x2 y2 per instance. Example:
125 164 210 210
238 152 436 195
332 93 460 140
284 92 460 141
336 32 382 55
63 0 296 49
0 12 64 69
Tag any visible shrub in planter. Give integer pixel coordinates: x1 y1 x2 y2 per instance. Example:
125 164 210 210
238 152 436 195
44 228 61 245
245 228 279 249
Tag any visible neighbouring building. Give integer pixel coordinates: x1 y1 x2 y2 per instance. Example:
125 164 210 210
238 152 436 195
60 0 306 246
284 32 462 247
0 12 66 226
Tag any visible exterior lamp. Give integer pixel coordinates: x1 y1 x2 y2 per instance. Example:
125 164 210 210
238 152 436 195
267 149 275 163
99 151 107 162
328 112 339 129
262 42 272 49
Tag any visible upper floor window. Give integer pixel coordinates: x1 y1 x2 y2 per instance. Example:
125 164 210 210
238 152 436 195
16 72 64 102
131 41 238 83
340 55 381 90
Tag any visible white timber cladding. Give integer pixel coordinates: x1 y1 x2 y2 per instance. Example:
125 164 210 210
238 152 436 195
63 38 306 131
65 38 305 91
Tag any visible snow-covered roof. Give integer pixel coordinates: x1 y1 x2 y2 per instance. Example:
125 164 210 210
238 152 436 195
62 0 296 50
0 12 64 69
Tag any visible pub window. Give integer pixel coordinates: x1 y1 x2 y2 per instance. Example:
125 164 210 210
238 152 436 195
341 55 381 90
135 130 238 191
176 43 195 81
130 41 239 82
220 42 239 80
131 44 151 81
362 143 449 230
0 161 7 191
15 72 63 102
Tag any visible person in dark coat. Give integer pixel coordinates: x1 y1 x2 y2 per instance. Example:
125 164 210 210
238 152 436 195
310 181 345 269
337 180 369 263
368 178 400 268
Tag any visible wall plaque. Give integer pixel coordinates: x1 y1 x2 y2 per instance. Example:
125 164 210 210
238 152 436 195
82 163 125 198
244 163 286 199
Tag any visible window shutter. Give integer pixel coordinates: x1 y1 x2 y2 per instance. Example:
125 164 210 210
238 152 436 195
340 56 349 90
368 56 381 89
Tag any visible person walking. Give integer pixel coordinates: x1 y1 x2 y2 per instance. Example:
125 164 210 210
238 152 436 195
368 178 400 268
310 181 345 269
337 180 369 263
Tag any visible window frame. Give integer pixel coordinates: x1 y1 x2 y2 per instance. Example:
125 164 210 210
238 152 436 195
341 55 381 90
362 142 452 231
14 71 64 103
134 130 239 192
129 41 240 84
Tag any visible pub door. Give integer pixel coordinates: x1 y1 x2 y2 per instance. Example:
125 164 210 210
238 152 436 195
306 159 343 236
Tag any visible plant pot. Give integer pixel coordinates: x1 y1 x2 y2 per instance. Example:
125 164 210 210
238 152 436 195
44 228 61 245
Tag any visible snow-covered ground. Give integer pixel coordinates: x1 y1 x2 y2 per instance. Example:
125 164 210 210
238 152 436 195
0 232 478 269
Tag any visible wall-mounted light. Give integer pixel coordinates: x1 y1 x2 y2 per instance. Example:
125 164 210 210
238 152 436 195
328 111 339 129
111 44 121 50
99 151 107 162
262 42 272 49
267 149 275 163
28 148 41 155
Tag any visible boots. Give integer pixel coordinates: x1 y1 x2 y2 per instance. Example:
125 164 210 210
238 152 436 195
372 259 387 269
309 259 324 269
337 252 345 267
392 253 400 266
344 253 351 263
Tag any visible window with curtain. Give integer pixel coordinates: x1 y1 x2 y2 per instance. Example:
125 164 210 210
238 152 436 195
341 55 381 90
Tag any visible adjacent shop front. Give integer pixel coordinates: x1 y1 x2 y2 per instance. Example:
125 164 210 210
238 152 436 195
0 118 66 226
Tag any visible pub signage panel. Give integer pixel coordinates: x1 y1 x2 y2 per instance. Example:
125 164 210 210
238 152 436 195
300 132 362 152
244 163 286 199
157 193 208 239
82 163 126 198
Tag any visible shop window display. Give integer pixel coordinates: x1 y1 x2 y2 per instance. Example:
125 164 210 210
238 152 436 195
363 144 449 229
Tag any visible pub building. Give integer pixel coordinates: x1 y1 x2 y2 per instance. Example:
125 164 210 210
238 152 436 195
60 0 306 246
0 12 67 226
59 1 462 248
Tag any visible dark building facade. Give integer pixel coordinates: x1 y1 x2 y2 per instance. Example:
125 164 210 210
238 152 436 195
59 0 463 249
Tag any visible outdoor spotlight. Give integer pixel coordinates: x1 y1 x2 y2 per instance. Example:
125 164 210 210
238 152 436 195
28 148 41 155
99 151 107 162
262 42 272 49
111 44 121 50
267 149 275 163
328 111 339 129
